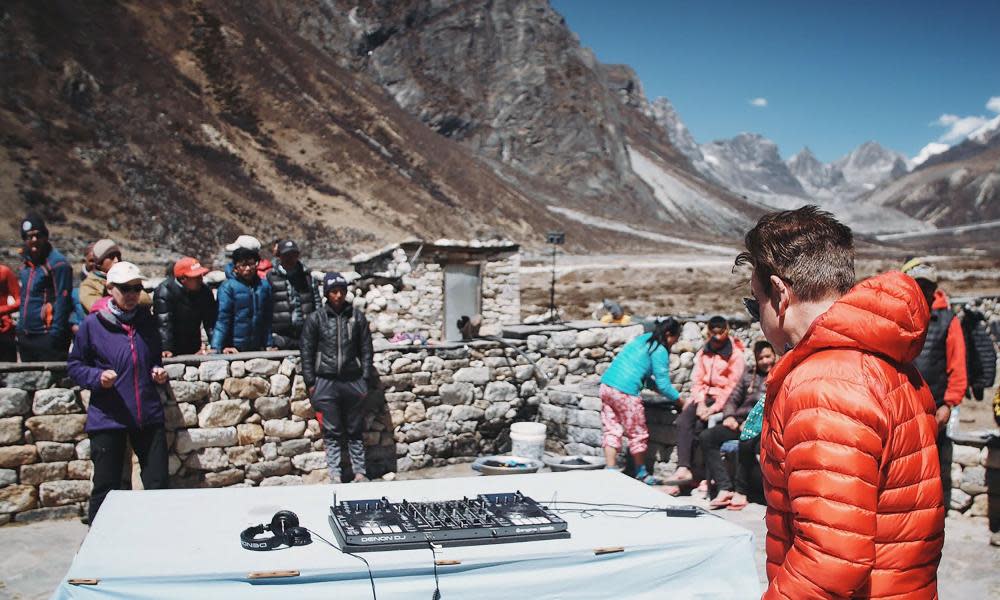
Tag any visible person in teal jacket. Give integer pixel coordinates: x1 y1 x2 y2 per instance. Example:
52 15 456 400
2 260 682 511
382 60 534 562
599 318 680 483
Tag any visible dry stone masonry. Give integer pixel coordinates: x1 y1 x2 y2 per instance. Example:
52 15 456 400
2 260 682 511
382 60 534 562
1 314 997 528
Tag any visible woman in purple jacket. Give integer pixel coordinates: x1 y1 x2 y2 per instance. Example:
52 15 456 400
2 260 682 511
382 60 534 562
68 262 169 523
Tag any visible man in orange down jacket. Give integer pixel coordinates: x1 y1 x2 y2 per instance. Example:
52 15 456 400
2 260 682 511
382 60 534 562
736 205 944 599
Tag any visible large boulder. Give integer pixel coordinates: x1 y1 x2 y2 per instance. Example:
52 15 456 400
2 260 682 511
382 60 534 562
0 416 23 445
263 419 306 440
19 461 68 486
246 458 292 481
169 381 210 404
0 484 37 513
197 400 251 428
223 377 270 400
173 427 238 453
439 382 475 406
31 389 79 415
25 415 86 442
254 397 290 420
484 381 517 403
184 447 229 471
39 480 92 507
246 358 280 376
291 451 327 472
0 388 30 417
36 441 75 462
198 360 229 382
453 367 490 385
2 371 53 392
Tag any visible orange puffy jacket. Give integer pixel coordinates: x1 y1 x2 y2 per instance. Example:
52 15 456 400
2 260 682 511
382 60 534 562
760 272 944 599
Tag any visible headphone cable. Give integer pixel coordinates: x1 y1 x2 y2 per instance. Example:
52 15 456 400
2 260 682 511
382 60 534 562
306 528 377 600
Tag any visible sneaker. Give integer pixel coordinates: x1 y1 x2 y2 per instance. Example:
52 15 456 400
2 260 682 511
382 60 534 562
352 473 369 483
640 474 661 486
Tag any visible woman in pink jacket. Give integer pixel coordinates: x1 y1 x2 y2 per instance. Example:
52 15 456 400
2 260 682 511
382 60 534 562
667 315 745 485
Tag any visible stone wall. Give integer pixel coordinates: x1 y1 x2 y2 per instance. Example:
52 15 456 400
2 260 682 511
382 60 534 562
352 243 521 340
2 316 997 528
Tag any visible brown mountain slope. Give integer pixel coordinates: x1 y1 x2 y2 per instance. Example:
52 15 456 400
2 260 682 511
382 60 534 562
2 0 644 265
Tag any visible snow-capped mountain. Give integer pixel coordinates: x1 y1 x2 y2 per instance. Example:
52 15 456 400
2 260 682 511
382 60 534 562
646 99 925 231
699 133 807 198
830 141 908 193
787 147 845 196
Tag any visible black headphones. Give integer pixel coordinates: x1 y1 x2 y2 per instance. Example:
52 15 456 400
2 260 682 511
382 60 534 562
240 510 312 551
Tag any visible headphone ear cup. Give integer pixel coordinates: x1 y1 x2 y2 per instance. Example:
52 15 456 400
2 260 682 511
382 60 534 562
270 510 299 536
286 526 312 547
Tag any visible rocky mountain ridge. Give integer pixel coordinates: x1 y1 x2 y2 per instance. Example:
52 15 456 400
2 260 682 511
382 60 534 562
0 0 767 265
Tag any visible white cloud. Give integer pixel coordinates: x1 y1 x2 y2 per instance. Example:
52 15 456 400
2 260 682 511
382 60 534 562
910 142 949 168
934 114 989 143
930 96 1000 143
749 97 768 108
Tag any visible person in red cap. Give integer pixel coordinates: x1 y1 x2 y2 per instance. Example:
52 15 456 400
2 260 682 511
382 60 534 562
153 257 217 356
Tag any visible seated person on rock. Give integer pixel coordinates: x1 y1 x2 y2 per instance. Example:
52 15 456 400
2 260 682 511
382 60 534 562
700 340 774 509
598 318 680 484
668 316 745 485
599 299 632 325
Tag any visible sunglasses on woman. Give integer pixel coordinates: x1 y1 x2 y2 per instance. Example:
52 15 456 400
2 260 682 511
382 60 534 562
117 283 144 294
743 297 760 322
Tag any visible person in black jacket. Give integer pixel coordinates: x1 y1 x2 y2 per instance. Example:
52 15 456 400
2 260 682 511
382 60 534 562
153 257 217 357
300 272 376 483
267 240 320 350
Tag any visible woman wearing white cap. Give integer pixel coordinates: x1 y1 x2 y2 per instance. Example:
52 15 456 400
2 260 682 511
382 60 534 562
68 261 169 523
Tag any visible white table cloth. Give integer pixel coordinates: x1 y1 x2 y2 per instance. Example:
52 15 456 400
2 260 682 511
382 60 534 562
51 470 760 599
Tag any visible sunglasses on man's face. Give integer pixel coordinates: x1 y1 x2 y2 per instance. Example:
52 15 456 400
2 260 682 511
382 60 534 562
743 297 760 322
117 284 144 294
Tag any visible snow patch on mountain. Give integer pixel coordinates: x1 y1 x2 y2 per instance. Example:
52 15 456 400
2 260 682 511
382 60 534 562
626 147 747 233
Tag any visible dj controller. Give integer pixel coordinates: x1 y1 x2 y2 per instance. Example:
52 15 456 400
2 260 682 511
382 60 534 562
328 491 570 552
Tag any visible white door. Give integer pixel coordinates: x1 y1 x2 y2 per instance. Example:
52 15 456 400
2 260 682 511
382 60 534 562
444 264 481 341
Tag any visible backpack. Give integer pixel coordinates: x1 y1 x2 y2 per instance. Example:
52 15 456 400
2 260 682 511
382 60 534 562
962 310 997 392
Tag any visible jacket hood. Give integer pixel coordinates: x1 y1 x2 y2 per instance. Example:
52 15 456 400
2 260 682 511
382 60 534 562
931 288 950 310
768 271 930 389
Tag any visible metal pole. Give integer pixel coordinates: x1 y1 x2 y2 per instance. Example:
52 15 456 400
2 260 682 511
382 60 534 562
549 244 557 322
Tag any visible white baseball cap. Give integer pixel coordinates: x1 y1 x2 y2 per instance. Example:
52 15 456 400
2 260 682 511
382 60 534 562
106 261 145 285
225 235 262 253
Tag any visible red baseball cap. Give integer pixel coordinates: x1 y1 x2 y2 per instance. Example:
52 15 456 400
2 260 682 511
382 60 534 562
174 257 210 279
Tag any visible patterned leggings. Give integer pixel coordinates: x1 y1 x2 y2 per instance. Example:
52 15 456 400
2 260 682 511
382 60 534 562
599 384 649 454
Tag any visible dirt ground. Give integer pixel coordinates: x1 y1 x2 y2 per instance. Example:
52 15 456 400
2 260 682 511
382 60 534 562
520 252 1000 321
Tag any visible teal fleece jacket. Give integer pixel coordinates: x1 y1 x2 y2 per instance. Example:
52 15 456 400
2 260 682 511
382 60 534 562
600 332 679 400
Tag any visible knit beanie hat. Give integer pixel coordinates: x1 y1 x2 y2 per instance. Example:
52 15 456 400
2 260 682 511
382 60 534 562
20 214 48 239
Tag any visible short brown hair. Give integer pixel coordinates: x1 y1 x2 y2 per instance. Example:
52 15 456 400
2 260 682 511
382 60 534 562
735 205 855 302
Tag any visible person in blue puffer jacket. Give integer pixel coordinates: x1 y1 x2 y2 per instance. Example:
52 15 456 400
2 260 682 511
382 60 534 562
599 318 681 483
211 245 273 353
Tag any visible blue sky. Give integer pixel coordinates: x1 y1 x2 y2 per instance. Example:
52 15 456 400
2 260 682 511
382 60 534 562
551 0 1000 163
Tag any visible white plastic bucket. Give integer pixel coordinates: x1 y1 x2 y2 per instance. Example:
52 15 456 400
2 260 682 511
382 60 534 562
510 422 546 461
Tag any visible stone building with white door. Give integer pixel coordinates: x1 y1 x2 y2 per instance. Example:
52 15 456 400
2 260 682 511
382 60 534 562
349 239 520 342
